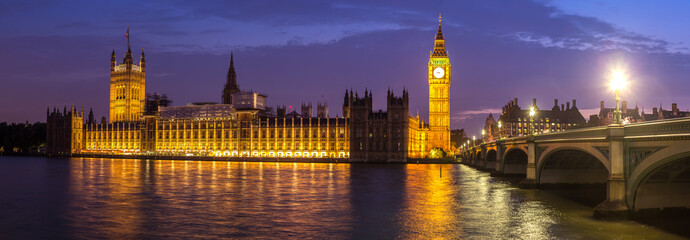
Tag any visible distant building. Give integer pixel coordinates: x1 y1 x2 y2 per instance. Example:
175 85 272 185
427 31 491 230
144 93 172 116
301 103 313 118
450 129 469 150
592 100 642 125
221 52 240 105
317 102 329 118
641 103 690 121
483 113 498 141
498 98 586 137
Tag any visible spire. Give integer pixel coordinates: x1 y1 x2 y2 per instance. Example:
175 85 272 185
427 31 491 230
436 13 444 40
123 47 133 64
222 51 240 105
431 14 447 57
140 49 146 72
226 51 238 90
111 48 116 71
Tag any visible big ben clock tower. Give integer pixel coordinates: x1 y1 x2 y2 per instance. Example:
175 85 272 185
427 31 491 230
428 15 451 152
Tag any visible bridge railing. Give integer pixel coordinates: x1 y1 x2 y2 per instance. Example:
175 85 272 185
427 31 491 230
623 116 690 138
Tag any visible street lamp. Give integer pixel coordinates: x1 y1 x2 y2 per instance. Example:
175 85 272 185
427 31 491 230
529 106 536 135
610 69 627 124
497 121 502 140
472 135 476 146
481 129 485 142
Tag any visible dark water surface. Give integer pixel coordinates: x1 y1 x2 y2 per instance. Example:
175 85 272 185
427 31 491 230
0 156 684 239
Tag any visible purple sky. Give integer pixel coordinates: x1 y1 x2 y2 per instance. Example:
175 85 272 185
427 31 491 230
1 0 689 136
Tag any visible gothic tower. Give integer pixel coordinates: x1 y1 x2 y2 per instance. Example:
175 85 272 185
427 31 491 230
222 52 240 105
110 29 145 122
428 15 451 152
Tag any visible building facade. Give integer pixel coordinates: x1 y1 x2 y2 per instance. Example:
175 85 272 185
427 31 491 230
498 98 586 137
483 113 498 141
345 89 429 161
110 47 145 122
47 19 448 161
591 100 642 125
428 16 451 152
46 107 84 155
641 103 690 121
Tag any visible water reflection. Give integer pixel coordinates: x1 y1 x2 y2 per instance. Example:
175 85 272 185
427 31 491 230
65 158 355 239
0 157 685 239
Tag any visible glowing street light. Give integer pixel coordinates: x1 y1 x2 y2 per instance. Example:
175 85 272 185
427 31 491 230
610 69 627 124
472 135 476 146
529 106 536 135
481 129 485 142
497 121 502 139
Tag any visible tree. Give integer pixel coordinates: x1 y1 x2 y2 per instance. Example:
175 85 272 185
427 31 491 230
430 147 447 159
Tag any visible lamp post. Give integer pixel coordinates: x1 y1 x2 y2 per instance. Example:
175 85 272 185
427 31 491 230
610 69 627 124
481 129 485 142
472 135 476 146
529 106 536 135
497 121 502 140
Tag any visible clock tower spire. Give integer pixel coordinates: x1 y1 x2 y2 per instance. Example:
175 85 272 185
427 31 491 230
428 14 451 152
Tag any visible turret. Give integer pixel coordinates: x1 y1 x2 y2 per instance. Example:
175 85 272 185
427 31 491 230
123 47 133 67
140 49 145 73
111 49 116 72
88 108 94 124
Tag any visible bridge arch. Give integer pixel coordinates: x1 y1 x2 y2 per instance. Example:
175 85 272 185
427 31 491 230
536 146 609 184
503 147 527 175
629 142 690 210
486 149 497 170
486 149 497 162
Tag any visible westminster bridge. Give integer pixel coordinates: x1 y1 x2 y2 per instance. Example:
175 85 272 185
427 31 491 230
459 117 690 218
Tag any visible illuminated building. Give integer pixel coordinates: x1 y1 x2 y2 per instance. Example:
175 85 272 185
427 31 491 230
110 45 145 122
498 98 586 137
47 17 449 160
428 15 451 152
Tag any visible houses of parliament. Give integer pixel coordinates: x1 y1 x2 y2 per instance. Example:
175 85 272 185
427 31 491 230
47 18 452 161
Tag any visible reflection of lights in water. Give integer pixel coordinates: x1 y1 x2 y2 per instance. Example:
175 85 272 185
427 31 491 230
57 158 672 239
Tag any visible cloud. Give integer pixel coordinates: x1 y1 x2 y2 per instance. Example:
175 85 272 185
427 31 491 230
451 109 502 122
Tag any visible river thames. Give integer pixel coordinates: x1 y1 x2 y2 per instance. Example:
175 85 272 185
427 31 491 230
0 156 685 239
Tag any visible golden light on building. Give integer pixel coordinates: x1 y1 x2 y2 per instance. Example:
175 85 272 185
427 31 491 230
428 14 451 152
110 45 145 123
48 17 455 161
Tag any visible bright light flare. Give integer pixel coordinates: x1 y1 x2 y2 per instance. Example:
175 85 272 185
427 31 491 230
610 69 627 92
529 107 535 117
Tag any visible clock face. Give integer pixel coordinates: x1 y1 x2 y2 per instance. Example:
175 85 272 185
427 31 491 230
433 67 445 78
